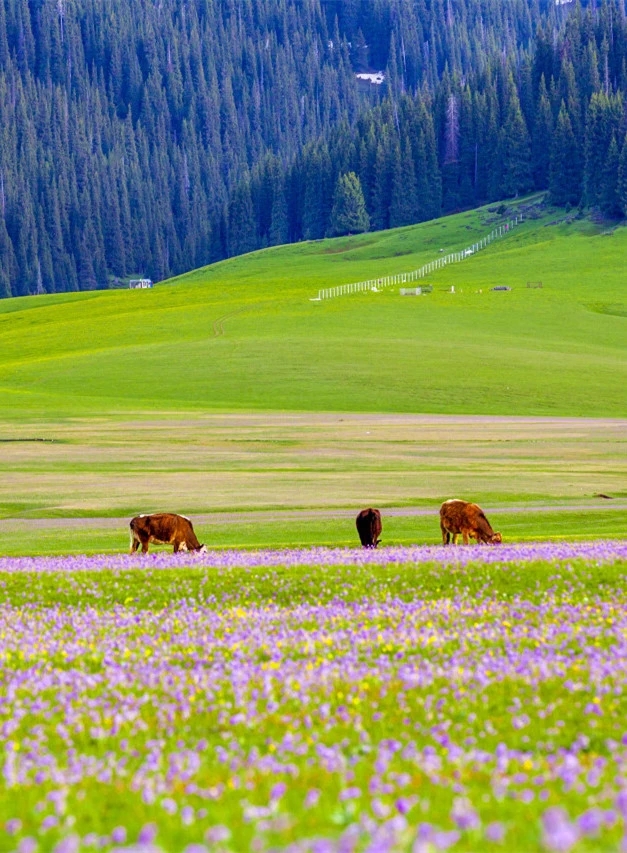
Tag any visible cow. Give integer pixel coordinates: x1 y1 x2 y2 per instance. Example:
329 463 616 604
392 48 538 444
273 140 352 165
439 499 502 545
129 513 207 554
356 507 382 548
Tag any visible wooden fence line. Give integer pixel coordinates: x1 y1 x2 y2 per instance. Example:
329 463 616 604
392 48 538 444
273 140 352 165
313 214 523 302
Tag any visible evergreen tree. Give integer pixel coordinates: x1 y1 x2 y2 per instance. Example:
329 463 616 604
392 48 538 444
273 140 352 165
371 137 394 231
0 216 16 298
584 92 624 208
421 105 442 220
532 76 553 189
227 178 257 257
498 87 533 198
327 172 369 236
302 147 333 241
618 134 627 217
549 103 582 207
600 134 621 217
269 177 289 247
389 139 419 228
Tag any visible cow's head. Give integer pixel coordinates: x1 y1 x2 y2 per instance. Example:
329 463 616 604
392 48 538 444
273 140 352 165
489 532 502 544
198 544 207 553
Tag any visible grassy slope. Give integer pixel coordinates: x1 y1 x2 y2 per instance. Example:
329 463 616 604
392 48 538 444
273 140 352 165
1 198 626 553
0 198 626 419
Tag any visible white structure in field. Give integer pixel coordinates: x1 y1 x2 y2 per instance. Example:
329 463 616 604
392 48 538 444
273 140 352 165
129 279 153 289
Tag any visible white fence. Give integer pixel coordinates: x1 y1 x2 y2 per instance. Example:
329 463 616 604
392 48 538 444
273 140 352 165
313 215 523 301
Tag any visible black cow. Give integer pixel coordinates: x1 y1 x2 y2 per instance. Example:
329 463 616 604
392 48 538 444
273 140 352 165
356 508 382 548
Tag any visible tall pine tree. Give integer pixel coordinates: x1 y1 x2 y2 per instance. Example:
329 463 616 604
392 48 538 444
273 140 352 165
327 172 370 236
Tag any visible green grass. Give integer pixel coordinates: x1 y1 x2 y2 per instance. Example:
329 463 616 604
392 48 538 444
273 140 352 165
0 412 625 554
0 197 626 419
0 507 626 557
1 555 627 609
1 197 626 553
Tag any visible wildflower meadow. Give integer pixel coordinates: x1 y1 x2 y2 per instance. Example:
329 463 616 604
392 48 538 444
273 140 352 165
2 542 627 852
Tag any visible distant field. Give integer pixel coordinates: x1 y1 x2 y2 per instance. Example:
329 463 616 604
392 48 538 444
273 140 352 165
0 198 626 552
0 197 626 419
0 414 625 554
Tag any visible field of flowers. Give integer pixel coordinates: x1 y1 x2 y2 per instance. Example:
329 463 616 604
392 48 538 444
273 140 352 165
2 542 627 852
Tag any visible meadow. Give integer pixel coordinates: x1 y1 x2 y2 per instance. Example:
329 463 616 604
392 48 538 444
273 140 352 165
0 413 625 554
0 196 625 550
2 544 627 852
1 200 626 851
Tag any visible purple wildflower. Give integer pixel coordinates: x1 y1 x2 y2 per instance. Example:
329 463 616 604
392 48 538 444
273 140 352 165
205 826 231 844
304 789 321 808
485 822 506 842
111 828 127 845
5 819 22 835
542 807 579 852
137 824 157 844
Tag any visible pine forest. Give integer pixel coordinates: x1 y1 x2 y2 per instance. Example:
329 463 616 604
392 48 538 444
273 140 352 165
1 0 627 297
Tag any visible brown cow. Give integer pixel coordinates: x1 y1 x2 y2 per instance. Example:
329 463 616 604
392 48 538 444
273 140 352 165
356 508 382 548
129 513 207 554
439 499 502 545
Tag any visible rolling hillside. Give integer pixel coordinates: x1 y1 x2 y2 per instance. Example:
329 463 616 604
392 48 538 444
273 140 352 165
1 198 625 420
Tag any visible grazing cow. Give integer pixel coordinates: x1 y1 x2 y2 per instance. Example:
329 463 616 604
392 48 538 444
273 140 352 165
129 513 207 554
439 499 502 545
356 507 382 548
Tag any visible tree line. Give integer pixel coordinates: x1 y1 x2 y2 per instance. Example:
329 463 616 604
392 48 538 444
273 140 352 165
0 0 625 297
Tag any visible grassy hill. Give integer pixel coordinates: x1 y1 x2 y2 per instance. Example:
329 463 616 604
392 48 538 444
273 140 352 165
1 196 626 420
1 196 627 552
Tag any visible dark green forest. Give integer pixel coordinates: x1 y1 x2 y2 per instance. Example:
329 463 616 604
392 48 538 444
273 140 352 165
0 0 626 297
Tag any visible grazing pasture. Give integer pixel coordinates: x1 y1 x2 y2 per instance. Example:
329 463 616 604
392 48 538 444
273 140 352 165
0 203 626 849
0 414 625 554
0 201 626 420
0 200 625 551
2 544 627 851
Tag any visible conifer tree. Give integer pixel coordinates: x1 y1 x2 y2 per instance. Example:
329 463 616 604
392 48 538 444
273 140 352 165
584 92 624 208
390 139 419 228
618 135 627 217
371 138 394 231
549 103 582 207
499 87 533 198
227 178 257 257
269 178 289 247
302 147 333 241
327 172 369 237
600 134 621 217
532 77 553 189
